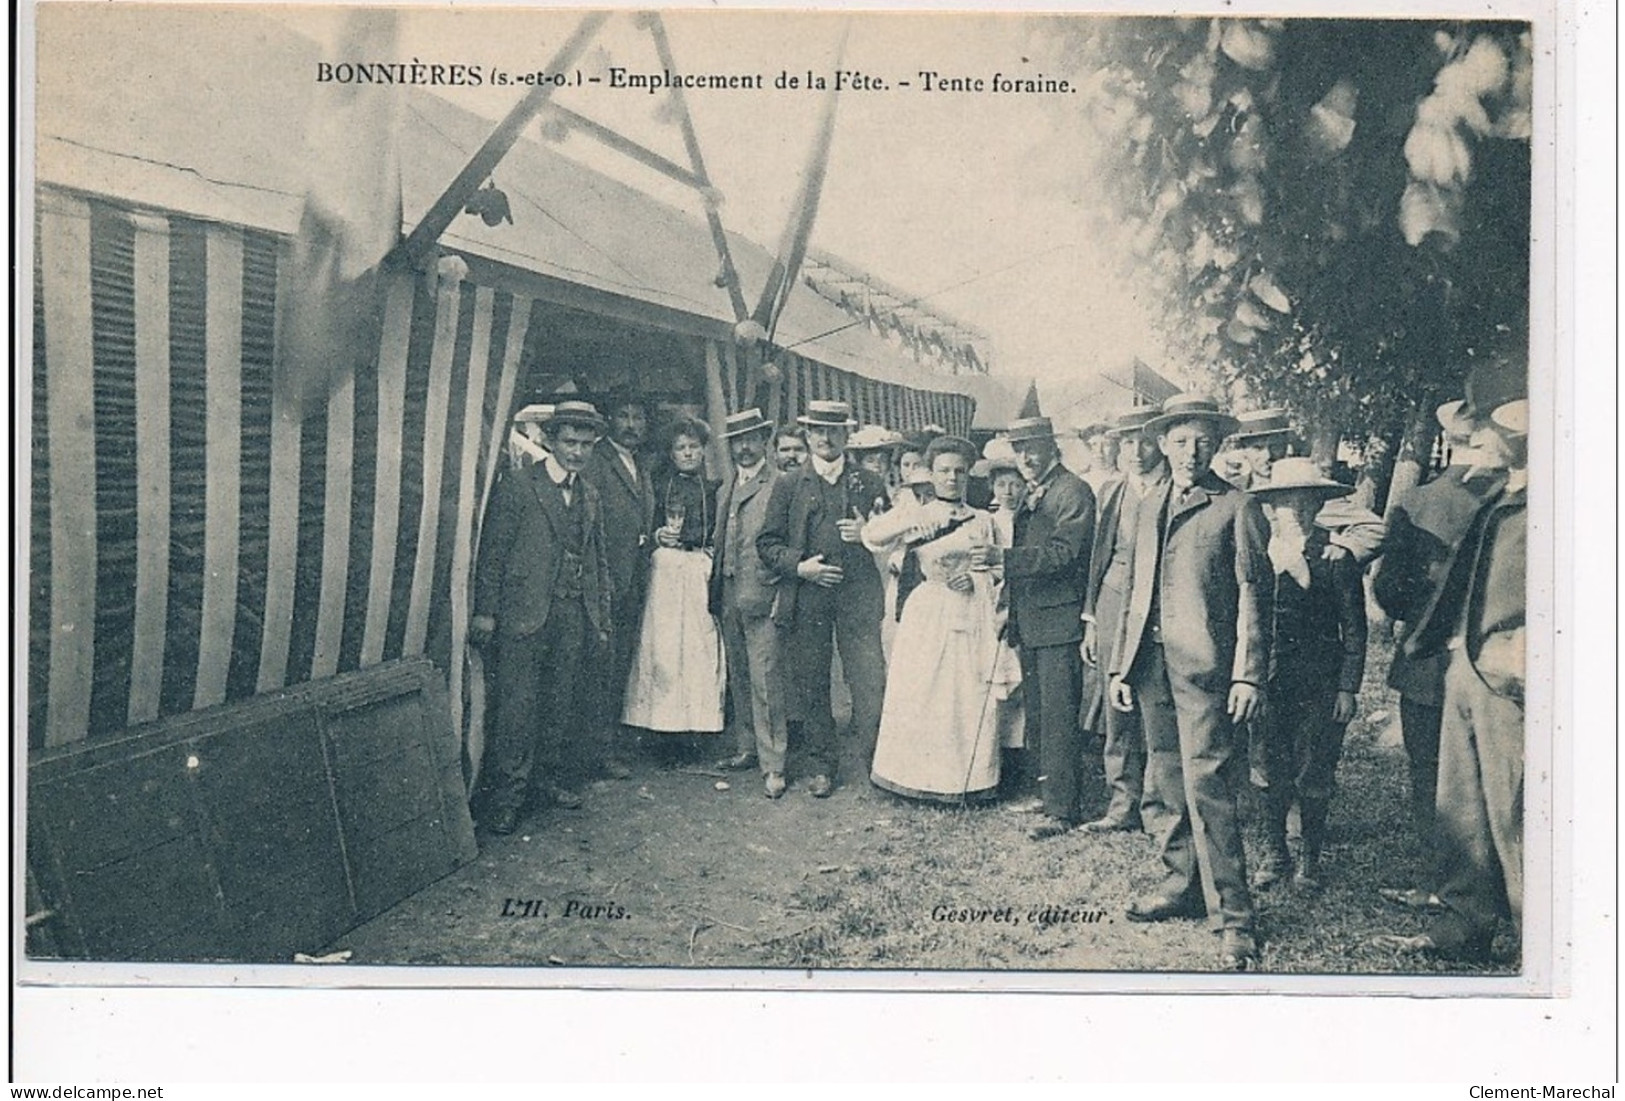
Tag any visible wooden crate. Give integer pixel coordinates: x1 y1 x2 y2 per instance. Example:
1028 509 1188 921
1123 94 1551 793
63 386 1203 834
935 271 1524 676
26 659 477 962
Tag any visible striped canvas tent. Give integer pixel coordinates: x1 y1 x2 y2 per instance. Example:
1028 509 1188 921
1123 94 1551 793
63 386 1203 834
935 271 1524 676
27 7 979 763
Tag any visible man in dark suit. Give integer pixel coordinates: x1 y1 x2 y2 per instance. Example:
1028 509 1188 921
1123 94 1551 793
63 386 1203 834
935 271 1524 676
470 401 614 836
709 408 790 799
1079 407 1166 833
973 415 1096 839
582 389 657 779
1373 373 1527 963
1371 367 1517 911
757 400 890 798
1107 393 1271 970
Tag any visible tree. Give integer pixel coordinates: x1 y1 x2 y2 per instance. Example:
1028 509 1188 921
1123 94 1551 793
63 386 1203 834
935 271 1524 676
1036 17 1533 452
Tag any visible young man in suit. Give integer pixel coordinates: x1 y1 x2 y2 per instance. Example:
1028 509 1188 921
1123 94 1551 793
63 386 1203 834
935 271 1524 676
470 401 614 836
1107 393 1272 971
972 415 1097 840
756 400 890 798
582 388 657 780
709 408 791 799
1079 407 1167 834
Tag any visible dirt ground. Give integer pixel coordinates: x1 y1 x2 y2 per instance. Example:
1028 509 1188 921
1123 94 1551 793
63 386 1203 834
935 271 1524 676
328 637 1516 978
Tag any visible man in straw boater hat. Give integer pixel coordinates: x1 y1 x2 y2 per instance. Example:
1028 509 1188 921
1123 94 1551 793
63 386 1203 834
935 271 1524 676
1077 406 1167 835
470 401 615 836
1247 458 1368 894
1370 357 1520 914
1106 393 1271 970
582 386 658 782
1373 368 1529 964
970 414 1096 839
756 400 891 798
707 408 792 800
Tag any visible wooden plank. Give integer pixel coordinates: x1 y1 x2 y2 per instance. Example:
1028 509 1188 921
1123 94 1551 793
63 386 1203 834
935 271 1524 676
702 341 730 474
257 238 303 692
310 370 355 680
718 337 736 413
360 270 415 667
465 295 530 784
402 269 463 656
41 191 98 747
445 285 495 757
127 212 171 724
192 226 245 710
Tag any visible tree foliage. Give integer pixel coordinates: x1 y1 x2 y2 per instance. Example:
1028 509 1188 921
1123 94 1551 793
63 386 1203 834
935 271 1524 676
1039 17 1532 442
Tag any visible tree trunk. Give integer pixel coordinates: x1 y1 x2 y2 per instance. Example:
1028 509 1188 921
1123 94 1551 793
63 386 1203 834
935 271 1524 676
1383 410 1434 522
1309 424 1340 474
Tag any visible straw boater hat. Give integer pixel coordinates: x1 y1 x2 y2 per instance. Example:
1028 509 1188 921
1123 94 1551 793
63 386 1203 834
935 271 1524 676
1229 407 1291 443
542 399 607 433
514 403 556 425
1490 398 1528 436
797 399 858 429
721 407 773 439
1005 415 1058 444
1106 407 1160 438
1248 457 1354 502
847 425 905 452
1143 393 1241 440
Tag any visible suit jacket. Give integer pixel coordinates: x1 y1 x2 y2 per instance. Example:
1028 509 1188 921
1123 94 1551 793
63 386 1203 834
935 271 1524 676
1003 463 1095 649
756 461 890 629
1111 470 1272 693
708 462 780 618
1372 465 1507 658
473 465 612 639
583 439 657 610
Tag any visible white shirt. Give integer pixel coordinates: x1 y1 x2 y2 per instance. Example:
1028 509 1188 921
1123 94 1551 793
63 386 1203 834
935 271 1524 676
734 458 767 486
607 438 639 484
810 453 847 485
541 452 577 506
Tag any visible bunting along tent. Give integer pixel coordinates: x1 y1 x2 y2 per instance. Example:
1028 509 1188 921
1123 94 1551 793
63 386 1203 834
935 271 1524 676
27 6 981 766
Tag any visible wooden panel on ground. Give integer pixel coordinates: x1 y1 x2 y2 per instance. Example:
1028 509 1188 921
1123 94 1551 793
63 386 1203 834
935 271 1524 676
26 658 477 962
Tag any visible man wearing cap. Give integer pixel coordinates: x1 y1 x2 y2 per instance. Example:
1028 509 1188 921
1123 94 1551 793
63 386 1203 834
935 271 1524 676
1370 372 1513 913
1107 393 1271 970
470 401 615 836
971 415 1096 838
1078 406 1168 834
1373 365 1527 961
583 388 658 780
708 409 791 799
757 400 891 797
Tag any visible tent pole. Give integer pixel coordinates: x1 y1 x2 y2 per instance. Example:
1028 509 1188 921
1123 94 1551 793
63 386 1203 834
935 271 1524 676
395 12 608 268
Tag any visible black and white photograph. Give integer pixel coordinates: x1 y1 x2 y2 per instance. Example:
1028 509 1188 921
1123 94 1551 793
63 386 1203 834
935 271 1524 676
17 0 1571 1013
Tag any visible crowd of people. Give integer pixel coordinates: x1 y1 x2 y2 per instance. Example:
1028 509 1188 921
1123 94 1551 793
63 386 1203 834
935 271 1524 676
469 359 1528 972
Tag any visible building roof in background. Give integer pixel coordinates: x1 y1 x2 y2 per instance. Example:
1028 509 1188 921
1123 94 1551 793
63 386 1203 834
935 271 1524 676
33 4 988 402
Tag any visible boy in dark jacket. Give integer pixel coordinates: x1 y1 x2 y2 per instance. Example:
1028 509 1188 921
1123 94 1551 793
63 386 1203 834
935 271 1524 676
1250 459 1369 891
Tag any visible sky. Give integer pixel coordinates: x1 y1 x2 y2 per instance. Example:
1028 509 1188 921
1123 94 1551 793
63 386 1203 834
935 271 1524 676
275 7 1168 416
